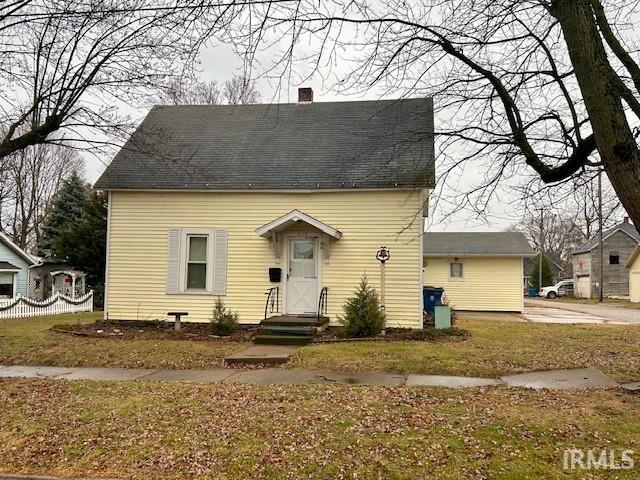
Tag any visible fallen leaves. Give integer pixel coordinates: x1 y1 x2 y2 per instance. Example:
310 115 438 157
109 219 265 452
0 379 639 479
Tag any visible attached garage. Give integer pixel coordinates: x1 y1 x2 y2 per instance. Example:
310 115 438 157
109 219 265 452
423 232 536 313
626 245 640 303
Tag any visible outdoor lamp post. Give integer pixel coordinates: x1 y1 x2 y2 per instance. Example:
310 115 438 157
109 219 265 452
376 246 390 310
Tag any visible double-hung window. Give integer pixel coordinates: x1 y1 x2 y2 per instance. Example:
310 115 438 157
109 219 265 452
449 262 464 279
186 235 208 290
0 272 15 299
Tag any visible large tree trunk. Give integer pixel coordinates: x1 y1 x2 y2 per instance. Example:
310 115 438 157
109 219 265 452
552 0 640 228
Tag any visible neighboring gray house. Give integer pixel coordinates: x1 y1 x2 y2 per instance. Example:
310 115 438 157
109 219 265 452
0 231 37 299
572 218 640 298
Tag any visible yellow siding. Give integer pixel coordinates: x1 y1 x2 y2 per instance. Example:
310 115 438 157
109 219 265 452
630 254 640 303
423 256 524 312
106 190 424 327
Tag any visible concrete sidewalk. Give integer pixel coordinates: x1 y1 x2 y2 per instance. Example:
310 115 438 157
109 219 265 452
0 475 119 480
524 298 640 324
0 364 622 390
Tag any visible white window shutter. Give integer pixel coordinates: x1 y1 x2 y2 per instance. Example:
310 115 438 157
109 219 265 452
213 229 228 295
166 228 181 294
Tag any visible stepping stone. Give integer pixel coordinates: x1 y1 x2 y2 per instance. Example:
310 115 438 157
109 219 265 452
406 374 501 388
501 368 618 390
253 334 311 346
224 345 298 366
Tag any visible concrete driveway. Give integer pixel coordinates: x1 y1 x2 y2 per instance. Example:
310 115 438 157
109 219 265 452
524 298 640 325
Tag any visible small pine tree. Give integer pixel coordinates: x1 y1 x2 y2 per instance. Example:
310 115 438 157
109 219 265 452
339 275 386 338
530 254 555 290
209 297 239 336
38 172 90 256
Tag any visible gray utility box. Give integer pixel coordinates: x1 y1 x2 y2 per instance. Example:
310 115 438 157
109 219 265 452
434 306 452 329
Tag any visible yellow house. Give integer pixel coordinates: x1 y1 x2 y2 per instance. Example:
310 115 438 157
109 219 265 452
626 245 640 303
95 90 434 329
423 232 535 312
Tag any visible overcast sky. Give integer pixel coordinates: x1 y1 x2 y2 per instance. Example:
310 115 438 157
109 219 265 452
85 42 534 234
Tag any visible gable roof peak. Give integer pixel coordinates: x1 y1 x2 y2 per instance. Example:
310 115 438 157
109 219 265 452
0 231 37 265
572 221 640 255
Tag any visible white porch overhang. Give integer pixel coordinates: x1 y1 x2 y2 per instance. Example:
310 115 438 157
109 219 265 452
256 209 342 263
256 209 342 239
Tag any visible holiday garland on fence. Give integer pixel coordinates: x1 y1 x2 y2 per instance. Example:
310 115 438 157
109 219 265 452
0 291 93 311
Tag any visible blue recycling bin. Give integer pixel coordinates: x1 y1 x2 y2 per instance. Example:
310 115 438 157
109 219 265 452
423 286 444 315
528 288 537 297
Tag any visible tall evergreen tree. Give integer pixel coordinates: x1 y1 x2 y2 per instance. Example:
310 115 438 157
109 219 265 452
37 172 89 257
53 191 107 306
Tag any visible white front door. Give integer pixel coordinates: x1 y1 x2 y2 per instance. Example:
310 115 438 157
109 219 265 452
286 238 318 315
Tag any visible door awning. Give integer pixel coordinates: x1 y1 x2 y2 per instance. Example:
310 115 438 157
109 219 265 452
256 209 342 239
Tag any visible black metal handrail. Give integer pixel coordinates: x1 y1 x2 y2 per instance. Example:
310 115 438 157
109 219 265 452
264 287 279 321
317 287 328 321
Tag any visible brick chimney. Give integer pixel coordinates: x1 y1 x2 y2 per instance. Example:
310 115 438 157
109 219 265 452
624 216 630 224
298 87 313 103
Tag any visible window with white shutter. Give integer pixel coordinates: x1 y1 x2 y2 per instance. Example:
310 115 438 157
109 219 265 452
166 228 228 295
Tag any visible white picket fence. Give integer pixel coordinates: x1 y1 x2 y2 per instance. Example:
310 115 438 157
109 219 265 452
0 290 94 319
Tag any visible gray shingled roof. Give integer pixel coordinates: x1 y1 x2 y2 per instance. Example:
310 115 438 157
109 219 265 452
423 232 535 256
572 222 640 255
95 98 434 191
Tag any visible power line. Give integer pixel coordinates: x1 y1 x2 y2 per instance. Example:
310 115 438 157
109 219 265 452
0 0 296 19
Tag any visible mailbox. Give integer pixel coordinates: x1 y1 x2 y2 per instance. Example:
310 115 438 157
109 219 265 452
269 267 282 283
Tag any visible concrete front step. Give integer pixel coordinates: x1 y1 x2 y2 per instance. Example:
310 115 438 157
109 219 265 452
254 334 311 346
259 325 317 336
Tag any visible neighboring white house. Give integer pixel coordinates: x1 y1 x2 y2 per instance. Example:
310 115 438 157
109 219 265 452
423 232 535 312
0 231 37 299
626 245 640 303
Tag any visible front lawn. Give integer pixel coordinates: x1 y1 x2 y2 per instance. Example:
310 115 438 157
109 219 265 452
290 317 640 382
2 313 640 382
1 379 639 479
0 313 246 369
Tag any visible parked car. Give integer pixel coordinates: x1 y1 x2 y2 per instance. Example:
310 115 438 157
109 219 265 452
539 280 574 299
